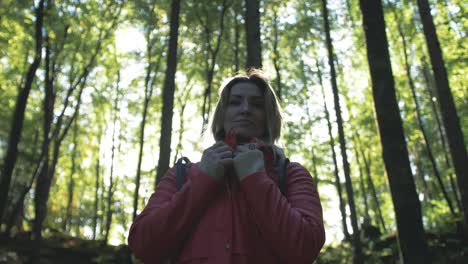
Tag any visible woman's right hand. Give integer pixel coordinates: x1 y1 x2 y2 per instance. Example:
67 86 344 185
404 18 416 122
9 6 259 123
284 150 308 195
199 141 233 181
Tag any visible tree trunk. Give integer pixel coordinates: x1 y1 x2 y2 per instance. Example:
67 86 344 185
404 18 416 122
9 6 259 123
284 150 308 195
200 0 228 130
412 144 435 228
417 0 468 235
34 44 92 243
174 83 193 165
155 0 181 187
133 28 159 221
422 59 462 211
316 59 350 242
32 4 121 241
245 0 261 68
310 147 319 184
64 116 79 231
31 6 122 242
99 164 106 240
4 130 39 236
12 21 67 238
92 127 103 240
5 197 24 235
338 56 388 234
359 0 429 262
104 70 121 245
31 21 54 250
413 145 432 199
358 143 387 233
233 2 240 73
272 7 282 100
300 61 319 185
0 0 44 221
173 99 187 165
394 10 456 216
321 0 361 260
103 135 116 245
34 84 84 242
354 147 370 221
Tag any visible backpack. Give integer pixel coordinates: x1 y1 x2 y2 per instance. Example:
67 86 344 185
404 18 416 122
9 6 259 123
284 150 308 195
174 156 290 195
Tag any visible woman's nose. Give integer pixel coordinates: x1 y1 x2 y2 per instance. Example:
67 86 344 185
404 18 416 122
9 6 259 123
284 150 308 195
240 100 250 113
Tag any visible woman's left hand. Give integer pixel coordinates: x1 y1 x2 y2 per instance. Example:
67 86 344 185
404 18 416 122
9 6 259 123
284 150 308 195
233 143 265 181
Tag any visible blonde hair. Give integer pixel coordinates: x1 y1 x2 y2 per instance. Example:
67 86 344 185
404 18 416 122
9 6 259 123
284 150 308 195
211 69 283 144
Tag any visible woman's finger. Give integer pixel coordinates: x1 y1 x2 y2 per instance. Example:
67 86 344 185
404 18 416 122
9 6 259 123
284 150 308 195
219 158 234 167
236 144 253 153
211 141 226 149
204 142 228 155
212 143 232 153
218 150 234 159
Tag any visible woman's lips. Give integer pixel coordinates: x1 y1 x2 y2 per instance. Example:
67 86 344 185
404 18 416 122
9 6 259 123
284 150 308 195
234 119 254 125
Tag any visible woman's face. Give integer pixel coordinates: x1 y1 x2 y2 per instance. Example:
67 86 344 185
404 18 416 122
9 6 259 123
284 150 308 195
223 82 266 143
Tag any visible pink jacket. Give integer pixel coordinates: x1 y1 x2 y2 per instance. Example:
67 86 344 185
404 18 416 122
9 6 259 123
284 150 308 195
128 159 325 264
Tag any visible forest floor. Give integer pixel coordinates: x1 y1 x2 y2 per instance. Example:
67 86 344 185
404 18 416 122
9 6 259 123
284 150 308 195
0 232 132 264
0 231 467 263
317 232 468 263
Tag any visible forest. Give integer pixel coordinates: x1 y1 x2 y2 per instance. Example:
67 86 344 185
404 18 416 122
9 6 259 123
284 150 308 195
0 0 467 263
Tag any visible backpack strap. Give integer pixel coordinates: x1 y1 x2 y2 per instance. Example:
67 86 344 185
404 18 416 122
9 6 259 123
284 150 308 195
278 158 289 196
176 157 191 191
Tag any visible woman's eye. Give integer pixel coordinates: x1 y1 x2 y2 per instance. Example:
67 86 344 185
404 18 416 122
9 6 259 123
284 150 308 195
229 100 240 105
251 101 263 108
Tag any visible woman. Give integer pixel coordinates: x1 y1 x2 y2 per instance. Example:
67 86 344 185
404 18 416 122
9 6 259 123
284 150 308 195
128 69 325 264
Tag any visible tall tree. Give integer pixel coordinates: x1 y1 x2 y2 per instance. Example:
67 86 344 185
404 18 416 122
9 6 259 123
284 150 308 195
3 130 40 236
271 6 282 100
354 146 370 221
421 59 462 211
393 7 456 217
155 0 181 187
174 82 194 164
412 145 434 203
359 0 429 262
361 144 387 233
232 0 241 73
33 0 122 245
132 2 163 221
417 0 468 235
0 0 45 221
63 115 79 231
199 0 229 130
245 0 261 68
321 0 362 261
92 125 103 240
104 70 121 245
315 59 350 242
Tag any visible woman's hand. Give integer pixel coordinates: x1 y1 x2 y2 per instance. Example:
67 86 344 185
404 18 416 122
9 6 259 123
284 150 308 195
200 141 233 181
233 144 265 181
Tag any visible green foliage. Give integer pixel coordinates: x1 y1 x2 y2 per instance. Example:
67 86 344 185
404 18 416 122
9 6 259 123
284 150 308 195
0 1 466 261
